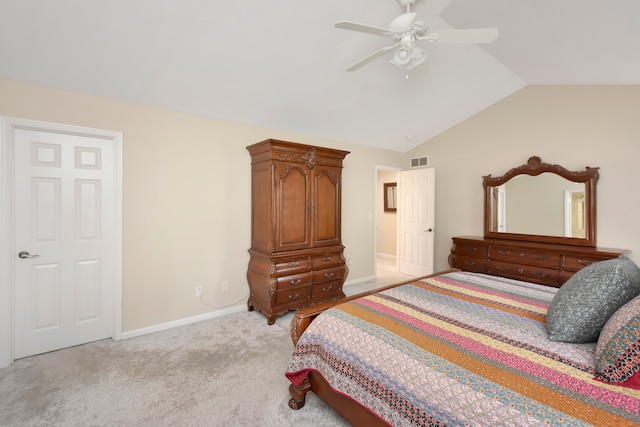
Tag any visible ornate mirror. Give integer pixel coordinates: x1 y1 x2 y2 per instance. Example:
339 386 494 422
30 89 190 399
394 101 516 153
483 156 599 247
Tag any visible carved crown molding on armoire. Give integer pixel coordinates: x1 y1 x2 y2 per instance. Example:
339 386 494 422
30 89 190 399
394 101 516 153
246 139 350 324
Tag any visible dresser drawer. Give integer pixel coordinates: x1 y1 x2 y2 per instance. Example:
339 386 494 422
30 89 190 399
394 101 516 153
274 258 311 275
276 272 312 290
455 243 488 258
310 252 343 268
489 246 561 267
275 287 311 307
561 270 577 284
312 266 345 284
452 255 486 273
487 261 560 286
563 254 605 271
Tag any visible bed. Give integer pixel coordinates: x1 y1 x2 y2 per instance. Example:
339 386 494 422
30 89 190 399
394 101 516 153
286 269 640 426
285 158 640 426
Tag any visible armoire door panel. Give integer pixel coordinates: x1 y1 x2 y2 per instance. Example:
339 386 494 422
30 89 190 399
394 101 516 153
312 166 341 246
251 162 273 252
276 162 310 251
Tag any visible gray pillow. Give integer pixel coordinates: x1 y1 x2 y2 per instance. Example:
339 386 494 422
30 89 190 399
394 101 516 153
546 255 640 343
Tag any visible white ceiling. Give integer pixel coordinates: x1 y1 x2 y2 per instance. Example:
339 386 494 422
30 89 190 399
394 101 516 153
1 0 639 152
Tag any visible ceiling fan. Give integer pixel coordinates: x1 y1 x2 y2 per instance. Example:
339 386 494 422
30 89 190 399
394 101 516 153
335 0 498 72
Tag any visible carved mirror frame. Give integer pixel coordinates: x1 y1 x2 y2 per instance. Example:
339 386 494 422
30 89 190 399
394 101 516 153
483 156 599 247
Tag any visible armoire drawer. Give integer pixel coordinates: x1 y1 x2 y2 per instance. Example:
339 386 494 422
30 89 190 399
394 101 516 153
489 246 561 267
311 252 343 268
487 261 560 285
311 280 342 298
275 288 312 307
274 258 311 275
312 266 345 284
276 272 312 290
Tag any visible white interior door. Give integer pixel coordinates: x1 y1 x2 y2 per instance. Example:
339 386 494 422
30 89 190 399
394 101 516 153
398 168 435 276
9 121 121 360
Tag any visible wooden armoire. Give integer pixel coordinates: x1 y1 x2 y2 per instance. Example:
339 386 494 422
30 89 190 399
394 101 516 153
246 139 350 324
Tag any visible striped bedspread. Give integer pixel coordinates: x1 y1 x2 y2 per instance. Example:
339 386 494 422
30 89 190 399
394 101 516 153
285 272 640 426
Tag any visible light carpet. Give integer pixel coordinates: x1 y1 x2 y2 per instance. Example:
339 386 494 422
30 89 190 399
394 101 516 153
0 310 349 427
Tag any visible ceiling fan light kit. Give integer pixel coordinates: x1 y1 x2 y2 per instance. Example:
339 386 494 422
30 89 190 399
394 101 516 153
390 43 426 70
335 0 499 72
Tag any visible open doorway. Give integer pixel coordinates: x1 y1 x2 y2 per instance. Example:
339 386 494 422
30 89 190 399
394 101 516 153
375 167 401 279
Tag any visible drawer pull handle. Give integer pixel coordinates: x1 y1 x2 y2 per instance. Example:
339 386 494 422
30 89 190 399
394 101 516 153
468 247 478 252
287 261 300 267
495 265 508 272
464 261 476 266
324 272 335 278
288 293 300 300
498 250 511 256
290 279 302 285
517 268 524 274
533 255 547 261
322 285 333 292
321 257 332 262
531 271 548 278
577 259 593 266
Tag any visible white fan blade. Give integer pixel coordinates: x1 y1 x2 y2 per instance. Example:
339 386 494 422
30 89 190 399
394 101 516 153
335 21 393 37
346 43 399 72
419 28 499 44
421 0 453 24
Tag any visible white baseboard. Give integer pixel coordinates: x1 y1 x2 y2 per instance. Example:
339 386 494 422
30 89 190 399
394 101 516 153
121 304 246 340
376 252 396 260
343 275 376 286
121 275 380 341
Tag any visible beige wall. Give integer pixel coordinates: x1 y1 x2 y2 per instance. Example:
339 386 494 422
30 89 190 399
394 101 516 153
2 79 639 332
0 77 405 332
408 85 640 271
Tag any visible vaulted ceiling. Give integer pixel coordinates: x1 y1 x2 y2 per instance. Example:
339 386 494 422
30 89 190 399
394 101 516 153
1 0 638 152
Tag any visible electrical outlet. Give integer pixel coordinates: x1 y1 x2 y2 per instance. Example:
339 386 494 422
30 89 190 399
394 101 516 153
195 286 203 297
221 281 229 292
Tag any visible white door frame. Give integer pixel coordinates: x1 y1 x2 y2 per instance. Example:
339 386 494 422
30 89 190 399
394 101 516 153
0 117 123 368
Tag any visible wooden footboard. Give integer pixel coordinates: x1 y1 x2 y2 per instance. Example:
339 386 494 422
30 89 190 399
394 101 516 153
289 269 459 345
289 372 388 426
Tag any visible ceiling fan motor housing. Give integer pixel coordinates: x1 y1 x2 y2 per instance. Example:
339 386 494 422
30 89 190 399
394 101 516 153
389 12 418 35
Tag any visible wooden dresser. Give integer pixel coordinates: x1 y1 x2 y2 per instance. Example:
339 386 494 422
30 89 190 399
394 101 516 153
449 236 627 288
246 139 349 324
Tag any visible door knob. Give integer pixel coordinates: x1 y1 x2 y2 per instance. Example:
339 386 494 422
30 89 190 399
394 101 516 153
425 228 433 232
18 251 39 259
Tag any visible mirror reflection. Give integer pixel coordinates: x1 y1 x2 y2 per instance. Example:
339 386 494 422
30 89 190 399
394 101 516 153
384 182 397 212
488 173 586 238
